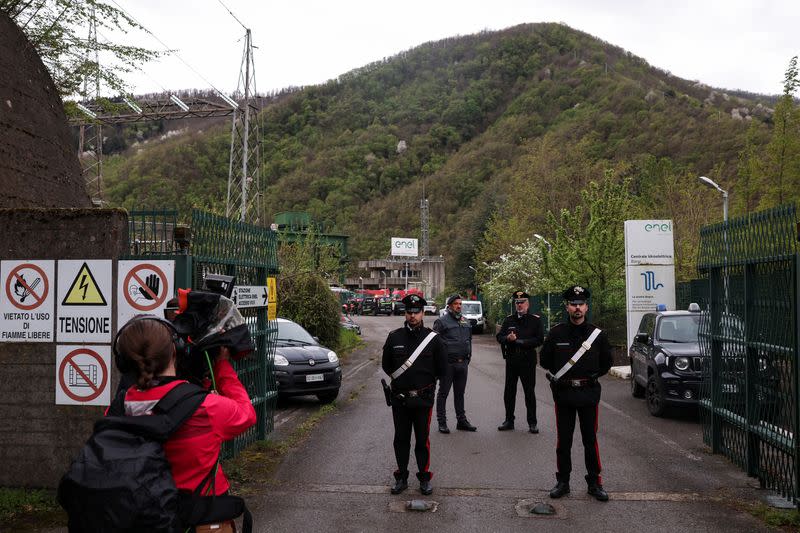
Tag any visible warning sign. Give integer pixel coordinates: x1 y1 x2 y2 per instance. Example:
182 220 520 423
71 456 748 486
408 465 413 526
56 345 110 406
267 277 277 303
232 285 268 308
117 260 174 326
57 260 112 343
0 260 55 342
62 262 107 305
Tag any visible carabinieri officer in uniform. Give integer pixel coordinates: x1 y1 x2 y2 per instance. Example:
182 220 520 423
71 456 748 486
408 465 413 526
382 294 447 496
540 285 613 502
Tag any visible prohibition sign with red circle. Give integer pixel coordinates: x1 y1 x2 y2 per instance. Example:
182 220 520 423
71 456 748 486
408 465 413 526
58 348 109 402
123 263 169 312
5 263 49 311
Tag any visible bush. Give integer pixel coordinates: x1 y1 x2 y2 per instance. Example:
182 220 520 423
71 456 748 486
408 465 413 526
277 273 341 350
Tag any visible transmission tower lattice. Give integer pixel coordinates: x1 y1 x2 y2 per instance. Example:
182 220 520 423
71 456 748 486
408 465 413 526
420 194 429 257
78 6 103 203
226 29 263 224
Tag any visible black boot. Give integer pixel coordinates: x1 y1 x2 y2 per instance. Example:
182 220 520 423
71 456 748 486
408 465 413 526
528 424 539 434
497 420 514 431
549 480 570 498
390 471 408 494
587 484 609 501
438 421 450 434
417 471 433 496
456 418 477 431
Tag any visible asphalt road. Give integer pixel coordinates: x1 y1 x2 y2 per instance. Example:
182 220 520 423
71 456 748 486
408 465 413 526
250 315 774 532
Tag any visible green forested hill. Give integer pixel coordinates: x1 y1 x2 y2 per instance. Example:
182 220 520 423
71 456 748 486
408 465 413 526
103 22 787 287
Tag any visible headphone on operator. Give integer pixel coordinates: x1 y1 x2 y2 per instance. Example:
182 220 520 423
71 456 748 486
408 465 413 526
112 314 188 368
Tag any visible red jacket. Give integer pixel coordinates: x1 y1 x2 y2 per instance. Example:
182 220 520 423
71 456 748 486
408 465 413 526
123 359 256 494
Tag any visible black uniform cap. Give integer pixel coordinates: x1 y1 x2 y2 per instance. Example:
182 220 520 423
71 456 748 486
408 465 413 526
563 285 590 303
512 290 529 302
446 294 462 306
402 294 426 313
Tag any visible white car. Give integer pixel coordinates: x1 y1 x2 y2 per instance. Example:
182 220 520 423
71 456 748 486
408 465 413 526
423 303 438 315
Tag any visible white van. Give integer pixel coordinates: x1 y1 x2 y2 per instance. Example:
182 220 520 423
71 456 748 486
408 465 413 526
460 300 485 334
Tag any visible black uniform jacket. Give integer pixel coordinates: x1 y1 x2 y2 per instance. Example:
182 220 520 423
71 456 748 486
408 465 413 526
540 320 613 404
382 323 447 393
432 311 472 362
496 312 545 362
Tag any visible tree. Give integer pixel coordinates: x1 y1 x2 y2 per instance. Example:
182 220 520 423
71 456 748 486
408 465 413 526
482 240 544 321
761 56 800 207
539 170 640 342
2 0 161 97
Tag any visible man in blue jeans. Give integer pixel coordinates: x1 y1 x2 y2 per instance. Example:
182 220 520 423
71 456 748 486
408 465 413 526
434 294 477 433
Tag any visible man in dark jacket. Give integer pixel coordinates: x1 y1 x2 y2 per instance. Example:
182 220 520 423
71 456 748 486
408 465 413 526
496 290 545 433
540 285 613 502
382 294 447 496
433 294 476 434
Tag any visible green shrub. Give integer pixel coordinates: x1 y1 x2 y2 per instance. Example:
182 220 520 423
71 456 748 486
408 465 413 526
278 273 341 350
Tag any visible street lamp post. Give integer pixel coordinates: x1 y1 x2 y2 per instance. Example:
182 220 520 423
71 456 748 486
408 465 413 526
698 176 729 309
533 233 553 327
698 176 728 223
467 265 477 298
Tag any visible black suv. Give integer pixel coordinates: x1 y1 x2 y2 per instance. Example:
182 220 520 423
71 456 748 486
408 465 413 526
360 297 377 316
376 297 393 316
629 304 703 416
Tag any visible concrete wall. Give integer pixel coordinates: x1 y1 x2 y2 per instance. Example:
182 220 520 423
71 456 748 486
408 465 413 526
0 208 127 488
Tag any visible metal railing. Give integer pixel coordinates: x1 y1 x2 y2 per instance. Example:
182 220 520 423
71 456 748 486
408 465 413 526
127 209 279 457
697 204 798 504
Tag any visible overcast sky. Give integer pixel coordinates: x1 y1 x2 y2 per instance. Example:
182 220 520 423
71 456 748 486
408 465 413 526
109 0 798 98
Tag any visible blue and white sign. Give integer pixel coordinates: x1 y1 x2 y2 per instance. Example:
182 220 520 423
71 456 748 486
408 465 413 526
624 220 676 350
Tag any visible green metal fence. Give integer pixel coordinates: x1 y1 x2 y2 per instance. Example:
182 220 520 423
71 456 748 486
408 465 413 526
697 204 798 504
127 209 279 458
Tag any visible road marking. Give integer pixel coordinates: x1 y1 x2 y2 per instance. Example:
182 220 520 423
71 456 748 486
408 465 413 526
277 483 708 502
600 400 703 461
343 357 375 380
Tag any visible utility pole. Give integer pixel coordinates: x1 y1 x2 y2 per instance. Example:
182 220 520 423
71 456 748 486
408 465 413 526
226 28 262 224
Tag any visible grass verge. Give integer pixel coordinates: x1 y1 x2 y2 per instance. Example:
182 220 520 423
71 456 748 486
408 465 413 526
745 501 800 530
0 487 64 531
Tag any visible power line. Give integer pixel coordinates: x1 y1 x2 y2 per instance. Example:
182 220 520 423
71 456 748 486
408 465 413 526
216 0 248 31
107 0 236 102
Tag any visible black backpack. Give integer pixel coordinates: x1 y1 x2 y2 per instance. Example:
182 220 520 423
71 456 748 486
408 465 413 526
58 382 208 533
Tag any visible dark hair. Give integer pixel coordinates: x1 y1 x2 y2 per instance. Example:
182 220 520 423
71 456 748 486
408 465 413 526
116 319 175 390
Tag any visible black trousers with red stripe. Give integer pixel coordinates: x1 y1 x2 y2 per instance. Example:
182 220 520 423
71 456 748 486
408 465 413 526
554 401 602 485
391 403 433 478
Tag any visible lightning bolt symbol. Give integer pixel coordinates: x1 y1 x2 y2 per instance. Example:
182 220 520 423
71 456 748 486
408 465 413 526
79 274 89 300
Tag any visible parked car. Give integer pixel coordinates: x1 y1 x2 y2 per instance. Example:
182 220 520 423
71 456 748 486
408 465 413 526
461 300 485 333
376 297 394 316
629 304 703 416
273 318 341 403
423 302 438 315
340 314 361 335
392 298 405 315
360 297 377 316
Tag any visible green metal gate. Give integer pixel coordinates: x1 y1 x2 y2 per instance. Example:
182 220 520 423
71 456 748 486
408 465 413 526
127 209 279 458
697 204 798 503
